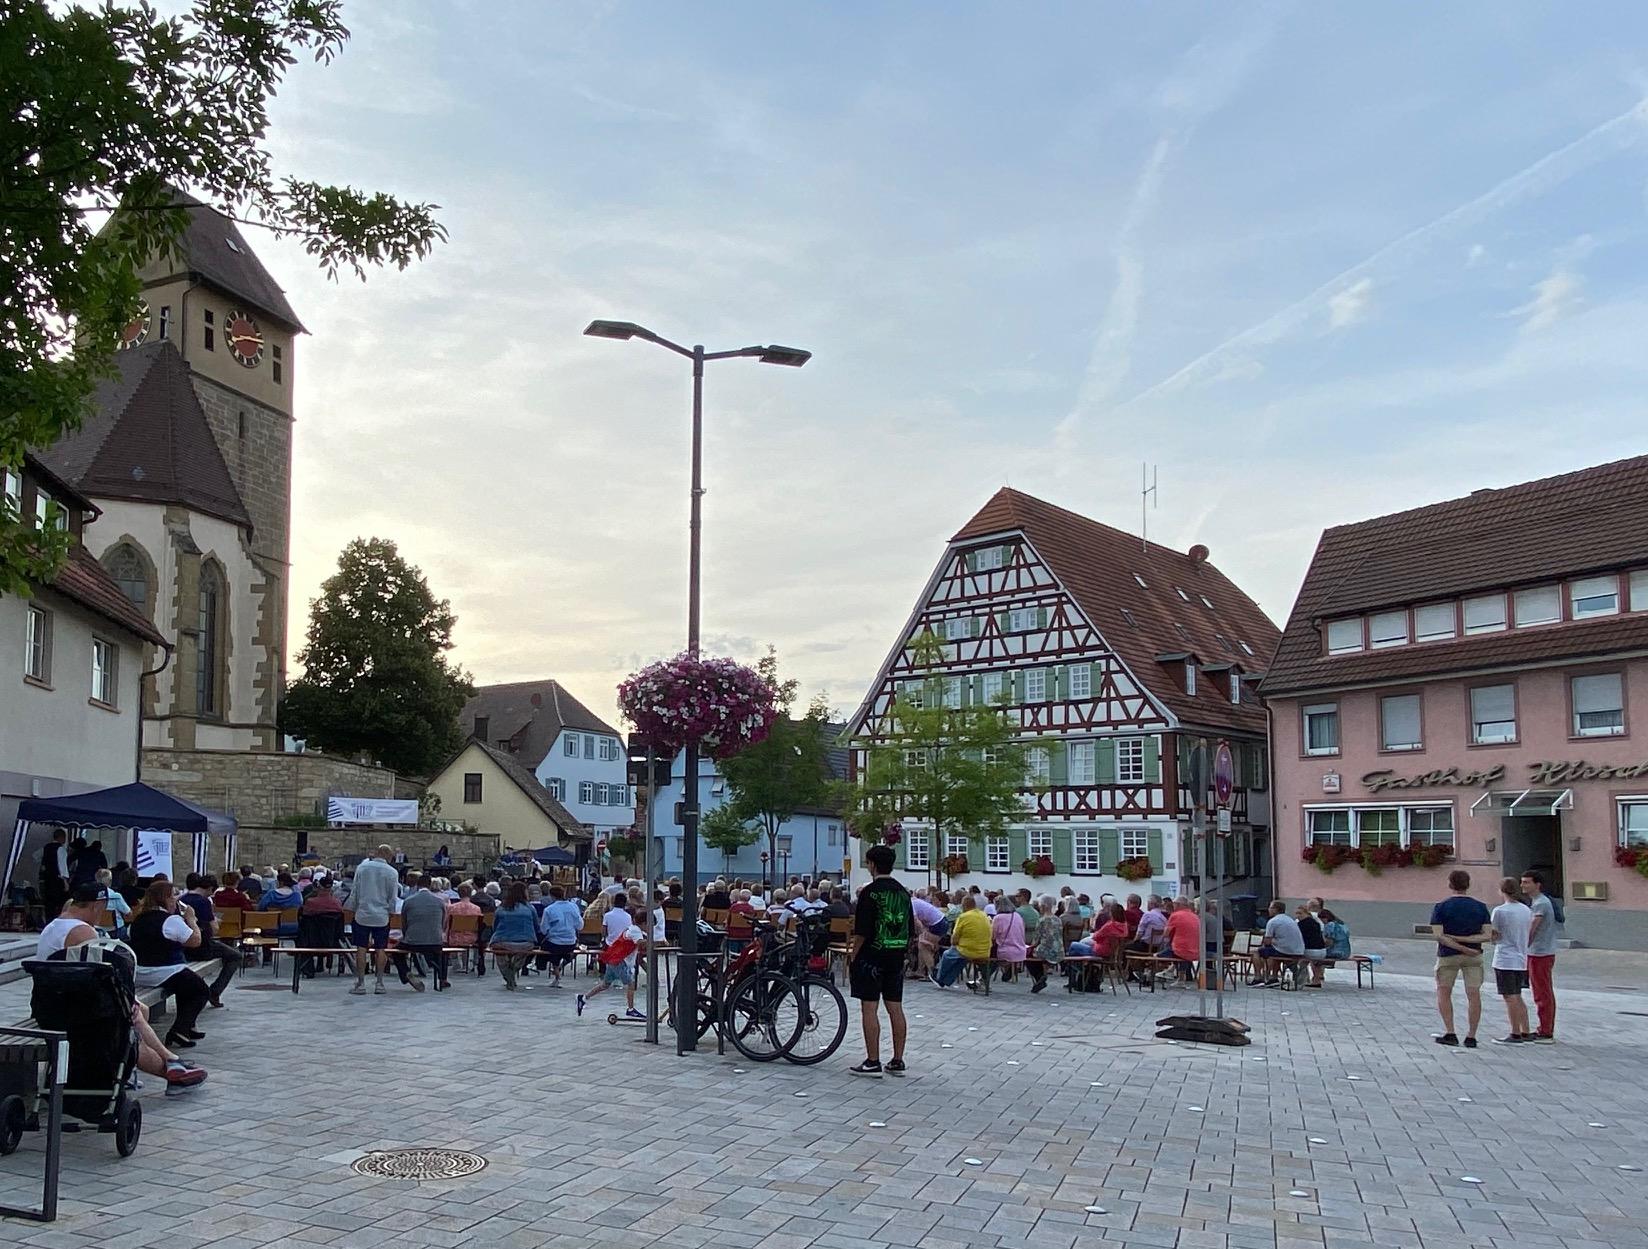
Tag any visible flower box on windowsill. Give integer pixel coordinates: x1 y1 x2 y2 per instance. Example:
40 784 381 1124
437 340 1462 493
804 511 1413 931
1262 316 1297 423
1301 843 1453 874
1613 846 1648 879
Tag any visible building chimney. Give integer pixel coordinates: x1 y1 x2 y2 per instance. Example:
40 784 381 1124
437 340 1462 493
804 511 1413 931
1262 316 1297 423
530 692 542 708
1188 544 1210 565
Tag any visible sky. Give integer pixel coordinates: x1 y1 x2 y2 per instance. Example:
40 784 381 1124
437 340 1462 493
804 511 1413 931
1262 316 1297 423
247 2 1648 731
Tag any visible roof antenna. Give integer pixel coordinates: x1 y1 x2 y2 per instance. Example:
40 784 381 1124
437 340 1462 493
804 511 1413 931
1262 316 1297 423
1141 462 1158 552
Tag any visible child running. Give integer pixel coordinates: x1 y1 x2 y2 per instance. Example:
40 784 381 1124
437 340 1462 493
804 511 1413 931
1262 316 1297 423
576 902 647 1020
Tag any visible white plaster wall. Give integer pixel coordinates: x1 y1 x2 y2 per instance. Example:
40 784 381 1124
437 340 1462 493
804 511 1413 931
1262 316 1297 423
534 727 634 834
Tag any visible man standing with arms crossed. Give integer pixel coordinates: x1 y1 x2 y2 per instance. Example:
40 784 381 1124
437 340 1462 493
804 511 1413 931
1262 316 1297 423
847 844 913 1079
1522 869 1558 1044
349 845 401 995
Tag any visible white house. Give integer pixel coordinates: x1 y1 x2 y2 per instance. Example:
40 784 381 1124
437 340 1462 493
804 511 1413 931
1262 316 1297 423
1 455 170 885
460 679 634 838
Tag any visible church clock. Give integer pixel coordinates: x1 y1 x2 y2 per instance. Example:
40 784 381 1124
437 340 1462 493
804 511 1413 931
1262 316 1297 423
225 310 264 367
118 300 150 349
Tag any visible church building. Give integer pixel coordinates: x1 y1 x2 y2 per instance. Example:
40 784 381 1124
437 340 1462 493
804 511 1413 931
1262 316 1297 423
40 198 302 753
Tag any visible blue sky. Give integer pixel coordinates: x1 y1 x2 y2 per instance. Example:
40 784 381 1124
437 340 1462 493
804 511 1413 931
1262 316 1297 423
254 2 1648 727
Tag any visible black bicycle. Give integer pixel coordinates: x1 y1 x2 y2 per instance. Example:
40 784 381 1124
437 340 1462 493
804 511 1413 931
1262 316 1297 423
708 916 848 1065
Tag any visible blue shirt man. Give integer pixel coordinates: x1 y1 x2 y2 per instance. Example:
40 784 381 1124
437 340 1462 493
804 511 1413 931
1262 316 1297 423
539 895 583 946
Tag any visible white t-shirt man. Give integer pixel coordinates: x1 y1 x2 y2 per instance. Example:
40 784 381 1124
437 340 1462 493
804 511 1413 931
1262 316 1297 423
1491 899 1532 971
602 906 632 946
37 916 94 959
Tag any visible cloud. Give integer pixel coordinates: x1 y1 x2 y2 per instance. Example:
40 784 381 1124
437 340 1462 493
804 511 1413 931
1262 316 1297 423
1511 268 1584 331
1327 277 1374 329
1466 243 1487 266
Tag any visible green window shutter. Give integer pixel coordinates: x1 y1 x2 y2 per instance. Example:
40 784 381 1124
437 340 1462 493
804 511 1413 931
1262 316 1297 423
966 675 979 706
1099 829 1122 873
1037 606 1050 628
1009 828 1028 867
1147 829 1164 870
893 831 906 870
1050 741 1068 785
1052 665 1065 700
1009 671 1022 704
1097 738 1117 783
965 551 978 573
1176 734 1192 774
971 617 983 638
1051 829 1073 873
1143 736 1161 782
995 612 1009 633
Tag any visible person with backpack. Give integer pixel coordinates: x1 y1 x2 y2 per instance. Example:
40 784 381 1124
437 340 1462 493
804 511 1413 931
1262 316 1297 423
1521 869 1560 1043
576 901 646 1019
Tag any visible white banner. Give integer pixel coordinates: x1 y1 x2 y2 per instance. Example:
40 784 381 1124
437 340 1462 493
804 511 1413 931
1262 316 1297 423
135 828 173 878
326 797 419 826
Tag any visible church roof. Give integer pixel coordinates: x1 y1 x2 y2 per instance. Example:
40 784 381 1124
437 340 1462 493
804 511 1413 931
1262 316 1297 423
461 679 622 770
952 488 1280 732
168 193 306 331
39 343 252 530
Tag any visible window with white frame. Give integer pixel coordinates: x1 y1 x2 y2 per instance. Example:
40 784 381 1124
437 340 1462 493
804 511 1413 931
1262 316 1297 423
947 833 970 858
90 638 117 706
1073 829 1100 872
981 672 1004 703
1176 587 1189 601
1409 806 1454 848
1357 808 1401 846
942 677 962 708
943 617 972 641
1184 663 1197 696
1463 594 1507 634
1571 575 1619 618
901 680 926 710
564 734 578 757
1028 827 1052 859
1068 664 1091 699
547 777 565 800
1 469 19 517
1116 737 1145 782
592 783 608 805
1326 618 1363 653
578 780 594 804
1023 668 1046 701
1303 703 1339 755
24 606 49 682
906 831 929 869
1120 827 1150 860
1572 673 1625 737
1514 585 1560 627
1068 741 1095 784
1633 570 1648 612
973 546 1004 571
1368 611 1408 649
1469 684 1517 744
904 748 929 771
1307 809 1352 845
1414 602 1456 642
982 745 1004 767
985 836 1010 871
35 491 65 531
1026 746 1050 784
777 835 793 855
1008 607 1039 631
1379 694 1422 751
1618 800 1648 848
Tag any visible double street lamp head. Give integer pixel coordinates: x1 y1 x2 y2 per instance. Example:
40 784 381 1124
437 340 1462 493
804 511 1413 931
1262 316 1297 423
585 319 809 367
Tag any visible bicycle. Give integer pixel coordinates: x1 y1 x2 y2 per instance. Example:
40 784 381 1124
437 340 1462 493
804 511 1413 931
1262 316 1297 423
703 915 848 1065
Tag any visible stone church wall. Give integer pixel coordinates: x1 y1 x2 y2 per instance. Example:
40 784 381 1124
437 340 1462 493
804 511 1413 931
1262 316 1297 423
143 747 420 825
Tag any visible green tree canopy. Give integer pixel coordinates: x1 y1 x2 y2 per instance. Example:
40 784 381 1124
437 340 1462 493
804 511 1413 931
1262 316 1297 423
699 801 760 872
853 634 1028 881
280 538 471 777
1 0 445 594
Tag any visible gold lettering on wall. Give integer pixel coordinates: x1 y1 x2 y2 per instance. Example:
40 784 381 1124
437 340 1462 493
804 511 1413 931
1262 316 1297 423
1362 759 1648 791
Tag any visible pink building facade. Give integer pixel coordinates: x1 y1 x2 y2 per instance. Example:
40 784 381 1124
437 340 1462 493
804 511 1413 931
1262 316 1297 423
1263 457 1648 949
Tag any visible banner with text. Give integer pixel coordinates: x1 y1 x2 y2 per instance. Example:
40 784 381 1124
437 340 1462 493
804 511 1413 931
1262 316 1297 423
326 797 420 826
134 828 172 877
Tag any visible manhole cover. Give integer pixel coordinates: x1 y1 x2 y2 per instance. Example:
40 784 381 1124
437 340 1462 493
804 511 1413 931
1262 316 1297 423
350 1148 487 1180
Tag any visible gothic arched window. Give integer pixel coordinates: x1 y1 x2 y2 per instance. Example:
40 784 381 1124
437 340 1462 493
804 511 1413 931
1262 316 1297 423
196 561 227 718
102 543 150 613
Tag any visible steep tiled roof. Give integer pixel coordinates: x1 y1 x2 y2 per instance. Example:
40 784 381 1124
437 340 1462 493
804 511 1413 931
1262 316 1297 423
38 343 252 530
46 545 168 648
169 193 306 331
472 741 591 840
1264 454 1648 695
953 489 1280 731
461 679 621 770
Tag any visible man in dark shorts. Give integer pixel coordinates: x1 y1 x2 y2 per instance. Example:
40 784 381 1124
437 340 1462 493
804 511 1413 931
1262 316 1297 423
848 844 913 1079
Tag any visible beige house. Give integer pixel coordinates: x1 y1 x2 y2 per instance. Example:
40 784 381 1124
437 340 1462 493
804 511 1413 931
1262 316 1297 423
426 739 591 855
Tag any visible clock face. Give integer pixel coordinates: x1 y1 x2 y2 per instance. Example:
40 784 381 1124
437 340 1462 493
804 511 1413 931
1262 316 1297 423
118 300 150 350
225 311 264 367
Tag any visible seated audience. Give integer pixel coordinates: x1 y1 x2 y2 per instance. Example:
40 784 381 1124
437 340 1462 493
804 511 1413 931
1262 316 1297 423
933 895 991 989
94 868 131 935
1025 895 1061 992
990 899 1028 974
1297 904 1329 988
1255 899 1306 986
1164 896 1202 973
129 880 212 1050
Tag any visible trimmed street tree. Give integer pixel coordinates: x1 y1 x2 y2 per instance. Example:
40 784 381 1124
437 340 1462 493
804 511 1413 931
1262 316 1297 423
280 538 471 777
853 634 1028 885
699 801 760 875
2 0 445 595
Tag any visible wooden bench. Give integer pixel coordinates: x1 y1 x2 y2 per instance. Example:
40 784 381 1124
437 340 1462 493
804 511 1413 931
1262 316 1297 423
13 956 224 1030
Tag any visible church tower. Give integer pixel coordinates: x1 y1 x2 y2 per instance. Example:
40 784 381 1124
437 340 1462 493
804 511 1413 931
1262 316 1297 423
44 198 302 752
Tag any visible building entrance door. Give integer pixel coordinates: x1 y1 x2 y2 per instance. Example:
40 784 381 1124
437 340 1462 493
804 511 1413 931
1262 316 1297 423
1501 814 1564 899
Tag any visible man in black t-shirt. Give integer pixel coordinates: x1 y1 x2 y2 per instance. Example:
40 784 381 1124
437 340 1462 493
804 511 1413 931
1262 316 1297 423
847 844 913 1079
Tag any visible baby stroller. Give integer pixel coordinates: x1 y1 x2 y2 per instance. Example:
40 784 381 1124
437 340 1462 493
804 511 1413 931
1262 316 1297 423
9 946 144 1157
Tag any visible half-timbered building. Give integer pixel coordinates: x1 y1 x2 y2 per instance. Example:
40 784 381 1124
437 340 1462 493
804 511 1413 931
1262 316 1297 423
850 488 1282 902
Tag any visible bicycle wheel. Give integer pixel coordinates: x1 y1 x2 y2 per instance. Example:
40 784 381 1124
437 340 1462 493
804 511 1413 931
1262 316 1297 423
774 974 848 1066
722 970 803 1062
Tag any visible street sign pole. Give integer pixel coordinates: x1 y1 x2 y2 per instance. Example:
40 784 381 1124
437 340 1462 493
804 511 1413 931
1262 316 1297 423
643 744 658 1045
1193 805 1208 1021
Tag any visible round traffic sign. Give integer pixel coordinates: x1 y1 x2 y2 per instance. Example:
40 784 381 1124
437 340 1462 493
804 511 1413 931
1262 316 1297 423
1213 741 1235 807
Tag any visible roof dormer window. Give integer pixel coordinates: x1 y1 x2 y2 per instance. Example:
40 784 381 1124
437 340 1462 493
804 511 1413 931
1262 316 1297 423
1570 575 1619 618
1185 663 1197 696
1513 585 1560 627
1368 610 1408 649
1326 618 1363 654
1229 672 1242 704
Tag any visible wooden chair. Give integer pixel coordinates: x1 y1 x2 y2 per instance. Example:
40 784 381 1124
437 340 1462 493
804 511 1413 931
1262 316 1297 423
95 906 116 929
239 910 282 967
217 908 243 940
701 907 729 929
446 912 480 972
962 956 993 995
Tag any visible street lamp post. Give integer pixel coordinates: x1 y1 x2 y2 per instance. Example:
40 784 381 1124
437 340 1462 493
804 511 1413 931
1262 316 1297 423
585 319 810 1055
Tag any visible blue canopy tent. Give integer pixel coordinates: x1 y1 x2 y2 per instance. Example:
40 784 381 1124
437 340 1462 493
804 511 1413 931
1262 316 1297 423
528 847 577 866
4 782 238 895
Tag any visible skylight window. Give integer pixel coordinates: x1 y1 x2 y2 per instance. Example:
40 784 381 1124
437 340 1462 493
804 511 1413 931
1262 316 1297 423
1174 623 1191 642
1120 608 1137 626
224 236 242 254
1134 574 1148 589
1200 595 1214 609
1238 640 1254 656
1176 587 1189 601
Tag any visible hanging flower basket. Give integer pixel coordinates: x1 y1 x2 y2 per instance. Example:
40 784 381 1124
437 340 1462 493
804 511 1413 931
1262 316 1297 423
941 853 970 877
1020 855 1056 878
1116 856 1154 882
617 652 779 761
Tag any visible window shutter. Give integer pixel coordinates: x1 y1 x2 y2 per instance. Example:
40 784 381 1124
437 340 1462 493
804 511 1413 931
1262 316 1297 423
966 674 979 706
1097 738 1117 783
965 551 978 573
1037 606 1050 628
1009 828 1028 867
1147 829 1164 870
1009 671 1021 704
1052 665 1066 700
1050 741 1068 785
995 612 1009 633
1051 829 1073 873
893 831 906 870
971 617 983 638
1176 734 1192 773
1142 736 1161 783
1099 829 1122 873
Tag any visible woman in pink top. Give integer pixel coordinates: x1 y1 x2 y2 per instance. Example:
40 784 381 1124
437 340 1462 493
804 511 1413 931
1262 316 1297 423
445 883 483 952
990 905 1028 968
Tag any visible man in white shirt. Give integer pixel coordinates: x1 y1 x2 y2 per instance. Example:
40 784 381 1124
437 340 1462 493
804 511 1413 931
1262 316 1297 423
1490 876 1534 1045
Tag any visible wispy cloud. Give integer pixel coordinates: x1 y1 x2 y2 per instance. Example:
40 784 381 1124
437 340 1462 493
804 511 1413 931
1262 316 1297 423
1512 267 1584 330
1327 277 1374 329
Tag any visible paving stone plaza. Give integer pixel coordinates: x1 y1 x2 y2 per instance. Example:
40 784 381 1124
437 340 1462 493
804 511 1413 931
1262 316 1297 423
0 947 1643 1249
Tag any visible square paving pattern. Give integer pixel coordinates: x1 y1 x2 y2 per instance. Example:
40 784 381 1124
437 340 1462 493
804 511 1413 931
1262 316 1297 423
0 961 1643 1249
